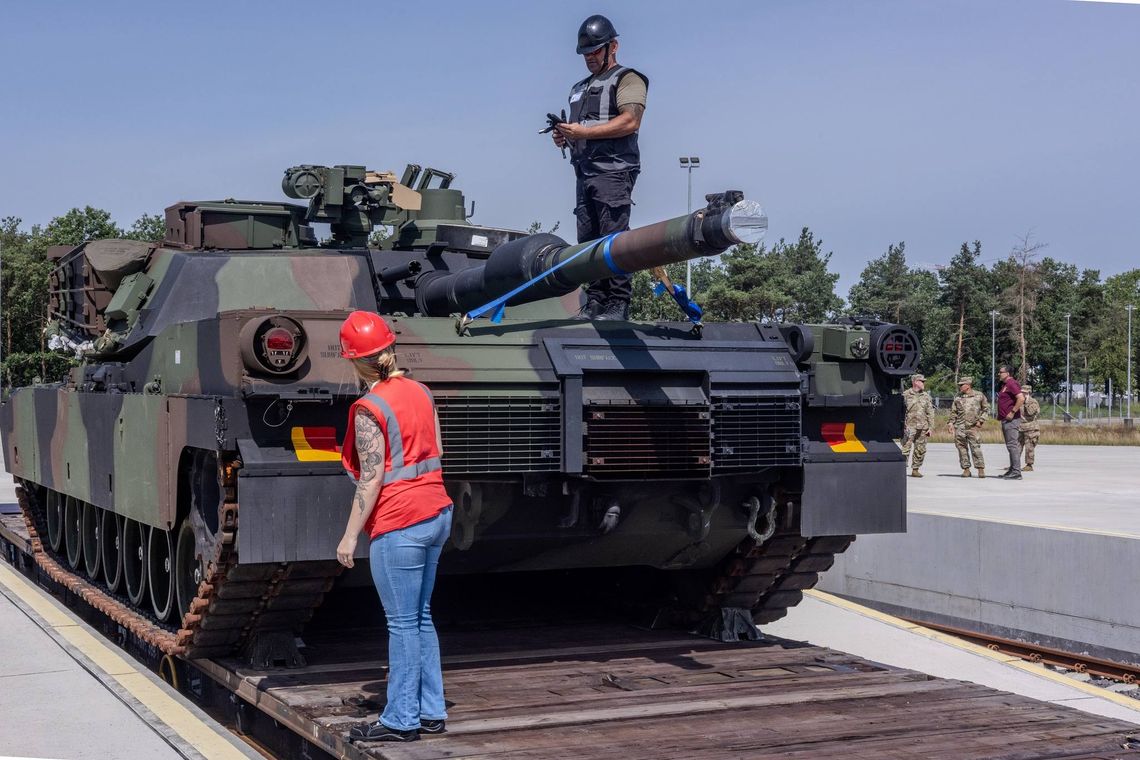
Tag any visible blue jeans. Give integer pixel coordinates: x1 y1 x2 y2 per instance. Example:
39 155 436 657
369 506 452 731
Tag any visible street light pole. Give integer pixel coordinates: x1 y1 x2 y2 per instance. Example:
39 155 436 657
1065 313 1071 415
678 156 700 294
990 310 997 416
1128 304 1134 420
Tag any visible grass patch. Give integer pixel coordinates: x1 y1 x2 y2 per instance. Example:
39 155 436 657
926 415 1140 446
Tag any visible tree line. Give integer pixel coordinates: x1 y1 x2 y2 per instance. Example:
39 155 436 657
2 206 1138 402
631 230 1139 401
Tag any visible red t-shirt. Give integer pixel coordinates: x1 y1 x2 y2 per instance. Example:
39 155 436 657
342 377 452 538
998 377 1022 420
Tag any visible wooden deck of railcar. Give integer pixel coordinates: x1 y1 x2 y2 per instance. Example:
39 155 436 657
195 622 1138 760
3 510 1138 759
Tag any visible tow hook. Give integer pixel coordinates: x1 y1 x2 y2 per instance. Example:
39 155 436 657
743 495 777 544
598 499 621 534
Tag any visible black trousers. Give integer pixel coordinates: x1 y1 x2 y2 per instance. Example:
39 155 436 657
574 170 637 305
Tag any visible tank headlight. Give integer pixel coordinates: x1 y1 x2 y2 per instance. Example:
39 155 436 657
240 315 308 375
870 324 920 376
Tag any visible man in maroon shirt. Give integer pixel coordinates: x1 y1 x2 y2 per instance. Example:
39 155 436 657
996 365 1025 479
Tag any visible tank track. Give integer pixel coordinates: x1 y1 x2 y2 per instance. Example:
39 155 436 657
16 481 340 664
700 498 854 626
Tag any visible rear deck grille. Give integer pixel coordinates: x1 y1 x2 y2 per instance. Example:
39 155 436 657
436 395 560 474
583 401 712 478
711 395 802 471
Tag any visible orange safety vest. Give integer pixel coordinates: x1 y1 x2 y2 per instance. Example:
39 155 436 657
342 377 451 538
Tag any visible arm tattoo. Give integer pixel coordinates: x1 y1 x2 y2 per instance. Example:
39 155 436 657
353 410 385 514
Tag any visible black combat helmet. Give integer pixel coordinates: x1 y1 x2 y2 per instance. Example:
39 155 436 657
576 14 619 54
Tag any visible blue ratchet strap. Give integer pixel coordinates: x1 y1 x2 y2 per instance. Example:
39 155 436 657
465 233 620 324
601 235 628 276
653 281 704 325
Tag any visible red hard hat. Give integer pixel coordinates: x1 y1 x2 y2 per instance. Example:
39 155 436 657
339 311 396 358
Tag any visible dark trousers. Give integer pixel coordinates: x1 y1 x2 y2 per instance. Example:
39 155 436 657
575 170 637 306
1001 418 1021 474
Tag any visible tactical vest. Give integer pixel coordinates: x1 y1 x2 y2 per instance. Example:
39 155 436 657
568 65 646 176
342 376 451 538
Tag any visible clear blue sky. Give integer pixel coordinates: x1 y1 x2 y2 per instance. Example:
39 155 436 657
1 0 1137 295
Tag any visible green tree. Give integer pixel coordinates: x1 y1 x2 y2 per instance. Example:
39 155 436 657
938 241 992 382
123 213 166 242
42 206 121 246
1086 269 1140 407
847 242 911 323
699 228 842 323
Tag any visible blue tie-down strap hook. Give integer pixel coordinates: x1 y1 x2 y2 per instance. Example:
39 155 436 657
654 281 704 326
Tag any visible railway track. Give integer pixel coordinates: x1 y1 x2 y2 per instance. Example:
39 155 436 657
911 618 1140 688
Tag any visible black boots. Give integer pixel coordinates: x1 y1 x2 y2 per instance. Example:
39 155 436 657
594 300 630 321
573 299 629 321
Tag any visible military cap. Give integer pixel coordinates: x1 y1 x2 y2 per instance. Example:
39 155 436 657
958 376 973 386
1022 384 1032 393
912 373 925 382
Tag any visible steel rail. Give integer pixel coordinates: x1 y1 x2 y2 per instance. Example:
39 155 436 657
907 618 1140 685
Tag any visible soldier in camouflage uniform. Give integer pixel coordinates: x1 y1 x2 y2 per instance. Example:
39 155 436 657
901 373 935 477
948 376 989 477
1019 384 1041 471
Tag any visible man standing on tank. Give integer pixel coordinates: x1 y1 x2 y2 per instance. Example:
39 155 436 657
552 14 649 321
995 365 1025 480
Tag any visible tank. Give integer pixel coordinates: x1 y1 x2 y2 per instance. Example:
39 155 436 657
1 164 920 665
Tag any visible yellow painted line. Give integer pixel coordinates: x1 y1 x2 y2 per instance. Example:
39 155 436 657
0 562 249 760
804 589 1140 713
909 509 1140 540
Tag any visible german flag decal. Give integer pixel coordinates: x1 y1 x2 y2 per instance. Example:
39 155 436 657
291 426 343 462
820 422 868 453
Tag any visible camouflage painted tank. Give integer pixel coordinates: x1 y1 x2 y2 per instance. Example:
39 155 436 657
1 164 919 665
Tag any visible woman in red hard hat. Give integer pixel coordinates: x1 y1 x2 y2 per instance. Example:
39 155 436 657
336 310 453 743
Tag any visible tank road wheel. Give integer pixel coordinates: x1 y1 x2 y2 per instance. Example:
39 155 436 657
123 519 149 607
101 511 124 593
174 520 204 620
81 502 102 581
46 491 64 552
148 526 176 622
64 496 82 570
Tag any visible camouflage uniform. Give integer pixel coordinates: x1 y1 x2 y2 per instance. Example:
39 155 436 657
950 378 989 473
901 379 935 472
1019 385 1041 469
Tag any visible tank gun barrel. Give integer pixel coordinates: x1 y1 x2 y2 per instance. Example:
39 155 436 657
416 191 766 318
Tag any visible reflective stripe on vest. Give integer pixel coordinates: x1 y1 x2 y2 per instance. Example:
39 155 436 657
568 65 642 175
362 387 443 486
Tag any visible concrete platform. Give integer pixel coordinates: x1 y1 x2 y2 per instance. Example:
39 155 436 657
0 555 258 760
819 443 1140 666
765 590 1140 726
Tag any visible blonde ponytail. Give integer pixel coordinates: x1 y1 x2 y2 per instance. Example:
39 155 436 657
352 348 404 389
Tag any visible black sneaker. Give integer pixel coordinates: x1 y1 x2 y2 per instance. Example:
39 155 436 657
573 300 603 320
594 300 630 321
420 719 446 734
1001 471 1022 480
349 720 420 742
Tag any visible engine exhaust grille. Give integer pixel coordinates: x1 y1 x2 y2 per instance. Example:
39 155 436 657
583 401 712 478
437 395 561 474
711 395 802 471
